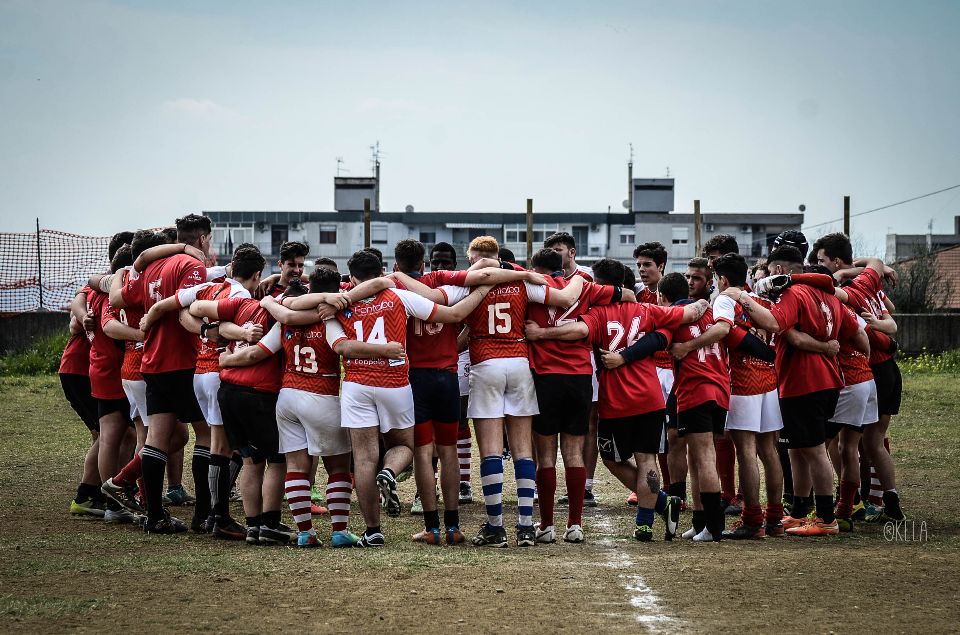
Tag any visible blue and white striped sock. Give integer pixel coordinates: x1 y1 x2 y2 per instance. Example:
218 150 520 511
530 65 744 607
515 458 536 528
480 456 504 527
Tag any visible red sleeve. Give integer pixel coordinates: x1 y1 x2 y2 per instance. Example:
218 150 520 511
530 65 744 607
393 277 408 291
120 276 142 307
579 307 603 347
724 324 748 349
790 273 835 294
649 304 686 332
851 267 882 295
770 290 799 332
586 281 615 306
837 303 860 341
178 261 206 290
867 327 892 351
216 297 241 322
101 300 120 328
657 327 674 346
446 270 469 286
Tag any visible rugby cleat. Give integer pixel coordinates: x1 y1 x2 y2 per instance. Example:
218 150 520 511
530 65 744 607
836 517 854 533
882 491 905 521
584 489 599 508
724 495 743 516
516 525 536 547
101 477 144 514
354 531 386 548
104 507 135 524
764 521 785 537
563 525 585 544
472 522 508 548
311 503 328 516
692 528 716 542
297 532 321 548
212 518 246 541
634 524 653 542
458 482 474 504
850 501 866 521
660 495 681 541
557 492 569 505
786 518 839 536
331 530 361 548
164 485 195 506
863 502 885 522
259 523 296 545
245 526 260 544
535 525 557 544
143 511 188 534
681 527 699 540
781 515 808 530
376 469 402 517
446 526 466 545
70 498 106 517
722 521 765 540
412 528 442 545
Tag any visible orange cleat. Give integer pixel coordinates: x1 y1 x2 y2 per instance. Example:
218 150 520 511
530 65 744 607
785 518 839 536
781 515 809 530
311 503 328 516
412 528 443 545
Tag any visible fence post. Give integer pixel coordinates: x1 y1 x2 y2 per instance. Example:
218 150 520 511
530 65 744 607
36 218 44 311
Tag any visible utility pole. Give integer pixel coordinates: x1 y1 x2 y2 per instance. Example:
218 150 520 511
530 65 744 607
363 198 371 248
843 195 850 236
694 200 702 256
627 143 634 212
526 198 534 266
371 141 381 213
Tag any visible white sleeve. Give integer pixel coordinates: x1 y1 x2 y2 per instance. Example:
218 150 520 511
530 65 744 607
325 319 348 349
712 294 737 324
524 281 548 305
227 280 251 298
258 323 283 354
394 288 439 321
856 314 867 328
176 282 213 307
439 285 470 306
205 266 228 282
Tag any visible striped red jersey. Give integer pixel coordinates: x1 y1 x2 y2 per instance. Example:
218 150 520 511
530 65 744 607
838 309 873 386
88 289 125 400
713 291 777 396
115 269 144 381
185 281 248 375
258 322 340 396
842 268 892 365
397 270 469 372
671 306 731 412
59 286 93 376
465 281 549 364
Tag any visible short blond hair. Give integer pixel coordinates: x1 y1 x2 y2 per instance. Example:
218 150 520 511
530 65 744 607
468 235 499 258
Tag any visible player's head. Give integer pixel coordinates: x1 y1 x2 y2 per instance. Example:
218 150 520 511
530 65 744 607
429 242 457 272
175 214 212 250
348 249 384 283
283 278 309 298
233 242 256 256
499 247 517 265
309 266 342 293
108 231 134 262
685 257 712 300
767 245 804 275
712 252 747 292
110 244 133 273
703 233 739 264
314 257 338 273
231 246 265 288
394 239 426 274
591 258 626 287
812 232 853 272
161 227 178 243
530 248 562 275
543 232 576 269
361 246 384 268
278 241 309 283
622 267 637 290
773 229 809 260
750 259 769 285
658 272 689 306
467 236 499 264
633 241 667 287
130 229 170 261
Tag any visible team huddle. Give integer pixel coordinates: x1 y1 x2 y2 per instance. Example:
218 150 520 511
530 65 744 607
59 213 906 548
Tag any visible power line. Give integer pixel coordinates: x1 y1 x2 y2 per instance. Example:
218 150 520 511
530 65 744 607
801 183 960 232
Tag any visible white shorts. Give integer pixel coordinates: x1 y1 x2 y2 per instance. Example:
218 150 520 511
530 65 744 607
590 354 600 403
467 357 539 419
656 367 674 403
194 372 223 426
830 380 879 427
122 379 147 423
276 388 351 456
340 381 415 433
726 389 784 433
457 352 471 397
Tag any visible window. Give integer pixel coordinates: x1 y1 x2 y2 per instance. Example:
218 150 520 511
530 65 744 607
672 226 689 245
271 225 289 256
212 225 253 257
619 229 636 245
504 224 558 244
672 262 687 272
371 224 388 244
419 231 436 245
318 224 337 244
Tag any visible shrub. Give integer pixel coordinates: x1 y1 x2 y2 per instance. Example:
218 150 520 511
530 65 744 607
898 350 960 375
0 332 70 376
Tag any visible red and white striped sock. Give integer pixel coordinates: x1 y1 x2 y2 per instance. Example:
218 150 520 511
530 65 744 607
326 472 353 532
284 471 313 534
457 431 472 483
868 467 883 506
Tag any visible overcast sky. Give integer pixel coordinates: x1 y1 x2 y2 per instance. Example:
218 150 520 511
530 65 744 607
2 0 958 256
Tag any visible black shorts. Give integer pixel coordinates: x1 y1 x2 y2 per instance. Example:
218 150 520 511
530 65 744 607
60 373 99 432
218 381 280 463
532 373 593 437
597 410 666 461
97 397 132 424
677 400 727 437
779 389 840 450
665 391 678 430
143 369 203 422
410 368 460 424
870 358 902 416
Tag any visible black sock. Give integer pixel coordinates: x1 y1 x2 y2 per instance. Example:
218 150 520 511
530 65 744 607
691 510 706 533
192 445 211 518
424 510 440 531
209 454 232 520
815 494 835 523
792 495 811 519
76 482 100 502
246 514 261 529
261 510 281 529
668 481 687 501
700 491 724 540
366 525 382 536
444 509 459 529
229 453 243 490
141 445 168 522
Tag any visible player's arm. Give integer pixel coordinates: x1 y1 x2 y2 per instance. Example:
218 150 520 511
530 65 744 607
849 326 871 357
70 290 94 332
103 317 144 342
389 272 447 303
457 325 470 352
423 286 495 323
462 267 547 287
539 274 584 308
669 319 731 360
260 296 323 326
212 321 263 343
861 311 897 335
284 277 393 311
524 320 589 341
731 329 776 362
218 344 271 368
600 332 669 369
108 269 127 309
721 289 780 332
68 314 83 335
134 243 204 273
620 287 637 303
781 329 840 356
468 257 501 270
339 340 405 360
88 273 112 294
679 299 711 324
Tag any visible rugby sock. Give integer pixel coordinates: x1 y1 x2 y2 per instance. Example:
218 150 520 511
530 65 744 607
765 502 784 525
657 454 671 489
515 458 536 528
654 490 668 514
743 505 764 527
245 514 262 529
114 452 142 487
635 506 655 528
261 509 281 530
365 525 382 537
836 480 859 519
668 481 687 503
779 443 793 501
814 495 835 524
192 445 211 518
869 467 883 505
714 438 736 504
140 445 168 522
691 510 706 534
326 473 352 532
791 495 812 520
536 467 557 529
457 428 472 483
424 510 441 532
209 454 232 521
480 456 504 527
284 471 313 533
585 478 594 492
700 491 724 540
565 466 587 527
76 482 100 503
444 509 459 529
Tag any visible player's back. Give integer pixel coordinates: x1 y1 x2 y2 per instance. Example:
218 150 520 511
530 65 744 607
281 322 340 395
138 254 205 372
672 305 730 411
403 269 467 371
464 281 531 364
218 297 281 392
336 288 412 387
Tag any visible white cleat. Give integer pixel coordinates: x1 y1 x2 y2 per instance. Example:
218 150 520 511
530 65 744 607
535 525 556 544
681 526 698 540
563 525 585 543
693 528 715 542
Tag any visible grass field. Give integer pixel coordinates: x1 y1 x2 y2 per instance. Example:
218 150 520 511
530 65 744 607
1 373 959 633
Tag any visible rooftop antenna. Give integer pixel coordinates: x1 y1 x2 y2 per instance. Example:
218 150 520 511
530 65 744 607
665 166 671 178
627 142 634 212
336 157 349 176
370 141 381 175
370 141 381 212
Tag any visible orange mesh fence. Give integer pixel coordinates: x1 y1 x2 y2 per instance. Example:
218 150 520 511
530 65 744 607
0 229 110 314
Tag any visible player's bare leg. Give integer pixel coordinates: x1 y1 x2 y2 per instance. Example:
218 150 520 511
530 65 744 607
757 431 784 531
834 427 864 527
534 432 559 540
686 431 722 541
349 427 383 536
505 414 537 541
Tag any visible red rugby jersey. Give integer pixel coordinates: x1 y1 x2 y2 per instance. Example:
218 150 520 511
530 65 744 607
465 281 549 364
328 288 438 388
59 286 93 376
121 254 206 373
671 307 731 412
527 277 615 375
398 269 469 372
114 269 144 382
580 302 686 419
259 322 341 396
842 268 892 365
838 309 873 386
216 297 282 393
185 281 248 375
713 292 777 396
636 285 674 371
88 289 125 400
770 284 861 398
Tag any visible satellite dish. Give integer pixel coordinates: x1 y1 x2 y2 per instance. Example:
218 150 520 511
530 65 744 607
622 199 630 209
405 205 414 213
798 204 806 212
